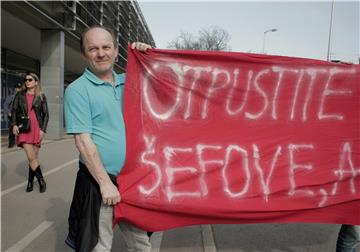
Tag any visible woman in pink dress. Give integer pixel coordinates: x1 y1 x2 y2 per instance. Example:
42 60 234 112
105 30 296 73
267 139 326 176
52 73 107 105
11 73 49 193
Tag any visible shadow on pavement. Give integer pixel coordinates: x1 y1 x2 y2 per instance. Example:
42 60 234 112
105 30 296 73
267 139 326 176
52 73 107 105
213 223 339 252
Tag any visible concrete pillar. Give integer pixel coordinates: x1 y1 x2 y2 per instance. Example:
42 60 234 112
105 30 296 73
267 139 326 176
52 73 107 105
40 30 64 139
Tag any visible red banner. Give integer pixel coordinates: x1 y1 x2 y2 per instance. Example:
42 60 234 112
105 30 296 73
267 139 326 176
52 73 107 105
115 48 360 231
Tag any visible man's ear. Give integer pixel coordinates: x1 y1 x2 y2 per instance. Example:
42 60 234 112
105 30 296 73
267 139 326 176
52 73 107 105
81 53 87 61
114 46 119 62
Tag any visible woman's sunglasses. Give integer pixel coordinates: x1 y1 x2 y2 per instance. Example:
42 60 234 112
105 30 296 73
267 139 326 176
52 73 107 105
25 78 34 82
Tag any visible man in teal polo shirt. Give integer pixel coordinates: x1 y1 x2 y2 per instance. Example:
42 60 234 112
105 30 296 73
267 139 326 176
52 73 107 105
64 25 152 252
65 68 127 176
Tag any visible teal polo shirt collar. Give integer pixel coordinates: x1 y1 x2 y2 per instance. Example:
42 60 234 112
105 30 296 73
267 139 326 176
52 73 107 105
84 68 125 86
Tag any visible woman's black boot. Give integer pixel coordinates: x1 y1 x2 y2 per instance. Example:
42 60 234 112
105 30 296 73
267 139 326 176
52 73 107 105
26 166 35 192
34 166 46 193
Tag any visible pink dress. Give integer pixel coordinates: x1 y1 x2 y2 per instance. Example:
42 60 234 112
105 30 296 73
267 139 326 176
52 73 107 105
17 93 41 147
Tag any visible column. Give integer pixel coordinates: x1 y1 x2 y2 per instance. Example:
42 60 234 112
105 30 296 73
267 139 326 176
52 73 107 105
40 30 64 139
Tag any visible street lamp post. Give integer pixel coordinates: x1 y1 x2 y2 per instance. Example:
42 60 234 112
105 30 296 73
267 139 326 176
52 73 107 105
262 28 277 54
326 0 335 61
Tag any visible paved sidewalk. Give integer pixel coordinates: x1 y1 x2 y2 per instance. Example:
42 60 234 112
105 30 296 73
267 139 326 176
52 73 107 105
1 129 72 155
1 129 343 251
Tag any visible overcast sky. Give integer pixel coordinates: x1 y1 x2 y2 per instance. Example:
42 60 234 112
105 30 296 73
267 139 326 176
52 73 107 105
139 0 359 63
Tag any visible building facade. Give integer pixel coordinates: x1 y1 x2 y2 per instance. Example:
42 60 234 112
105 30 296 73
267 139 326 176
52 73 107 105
1 0 155 138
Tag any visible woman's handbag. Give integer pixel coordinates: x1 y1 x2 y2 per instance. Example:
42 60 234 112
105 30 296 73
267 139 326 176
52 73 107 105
18 116 31 133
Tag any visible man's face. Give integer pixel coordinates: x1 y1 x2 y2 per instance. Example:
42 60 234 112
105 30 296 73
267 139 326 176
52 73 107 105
82 28 118 77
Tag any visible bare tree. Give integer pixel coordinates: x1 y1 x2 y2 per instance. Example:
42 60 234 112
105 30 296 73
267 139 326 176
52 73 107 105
167 31 201 50
198 26 231 51
167 26 231 51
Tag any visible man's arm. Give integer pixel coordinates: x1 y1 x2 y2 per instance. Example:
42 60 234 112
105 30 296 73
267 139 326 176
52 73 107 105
3 95 13 116
74 133 120 206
